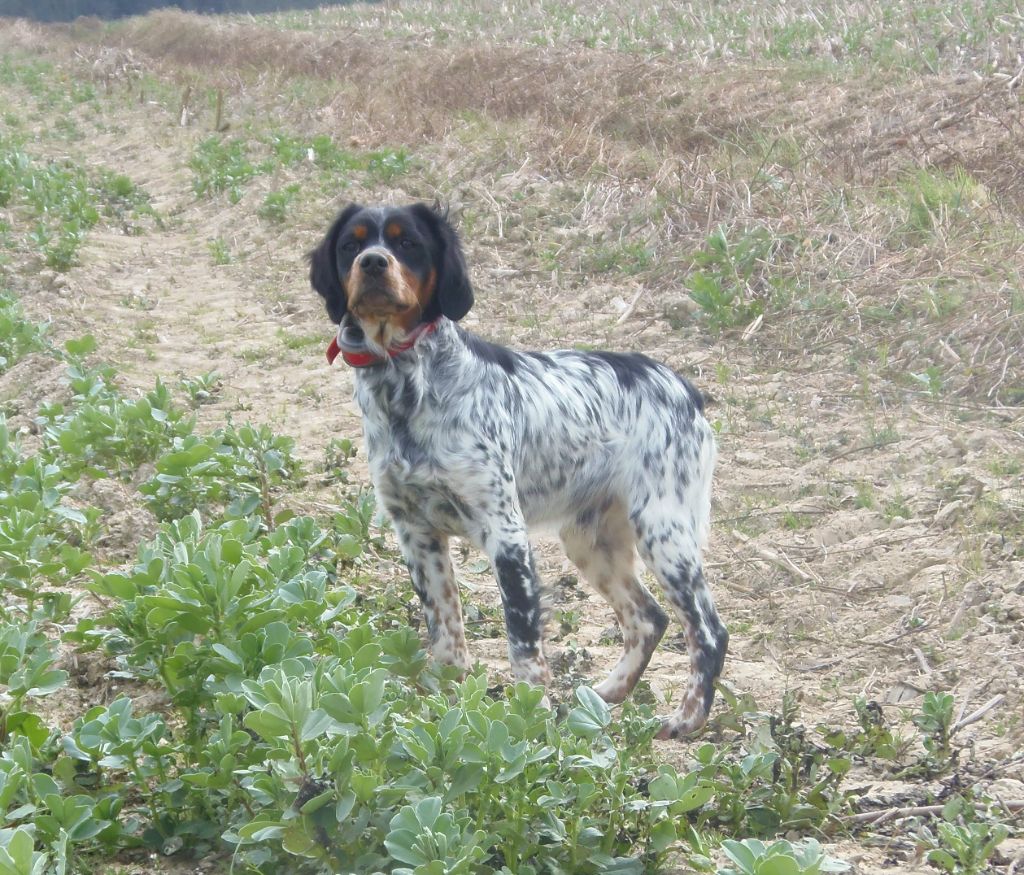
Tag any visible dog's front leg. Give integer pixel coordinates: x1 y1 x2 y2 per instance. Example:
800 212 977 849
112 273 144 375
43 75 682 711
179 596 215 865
393 523 471 675
486 532 550 689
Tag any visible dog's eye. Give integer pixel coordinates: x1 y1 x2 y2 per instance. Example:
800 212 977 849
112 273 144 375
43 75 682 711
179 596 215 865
399 238 417 250
341 239 360 253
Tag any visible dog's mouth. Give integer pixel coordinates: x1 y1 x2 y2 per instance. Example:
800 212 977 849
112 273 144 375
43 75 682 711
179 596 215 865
349 285 413 319
351 303 413 320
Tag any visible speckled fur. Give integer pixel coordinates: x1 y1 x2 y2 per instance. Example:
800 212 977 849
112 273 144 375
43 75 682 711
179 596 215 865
310 203 728 738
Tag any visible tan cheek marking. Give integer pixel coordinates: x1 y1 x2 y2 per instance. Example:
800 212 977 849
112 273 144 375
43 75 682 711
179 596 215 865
384 265 426 332
416 267 437 310
344 266 362 307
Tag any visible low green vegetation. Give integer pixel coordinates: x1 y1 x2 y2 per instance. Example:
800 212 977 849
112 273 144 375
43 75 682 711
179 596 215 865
718 838 849 875
898 166 988 242
259 183 301 223
190 137 260 203
0 294 1013 874
687 226 795 331
0 289 47 373
207 236 232 264
190 132 411 204
0 134 155 271
918 807 1011 875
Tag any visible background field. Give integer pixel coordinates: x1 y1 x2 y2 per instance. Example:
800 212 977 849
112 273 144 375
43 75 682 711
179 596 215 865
0 1 1022 873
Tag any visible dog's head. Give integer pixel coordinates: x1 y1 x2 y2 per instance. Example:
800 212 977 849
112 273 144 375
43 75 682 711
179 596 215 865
308 202 474 349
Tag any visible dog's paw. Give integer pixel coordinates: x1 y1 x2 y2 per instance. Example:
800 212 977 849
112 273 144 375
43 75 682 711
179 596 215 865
655 706 709 741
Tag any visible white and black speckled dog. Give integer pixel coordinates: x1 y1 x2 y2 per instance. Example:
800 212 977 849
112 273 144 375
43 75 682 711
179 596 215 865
309 202 728 739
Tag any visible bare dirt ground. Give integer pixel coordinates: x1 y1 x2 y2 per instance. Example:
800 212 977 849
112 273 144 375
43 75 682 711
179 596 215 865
1 6 1023 871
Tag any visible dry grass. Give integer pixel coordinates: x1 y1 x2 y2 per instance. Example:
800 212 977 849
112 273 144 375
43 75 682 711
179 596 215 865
17 4 1013 404
0 0 1007 407
251 0 1024 74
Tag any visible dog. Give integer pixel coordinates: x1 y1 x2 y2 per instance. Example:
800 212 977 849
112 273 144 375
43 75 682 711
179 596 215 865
308 202 728 739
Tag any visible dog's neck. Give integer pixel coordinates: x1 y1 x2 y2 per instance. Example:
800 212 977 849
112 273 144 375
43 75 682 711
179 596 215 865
347 318 461 420
329 316 444 369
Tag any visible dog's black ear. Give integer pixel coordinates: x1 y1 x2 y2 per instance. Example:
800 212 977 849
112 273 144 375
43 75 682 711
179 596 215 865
410 202 474 321
308 203 363 324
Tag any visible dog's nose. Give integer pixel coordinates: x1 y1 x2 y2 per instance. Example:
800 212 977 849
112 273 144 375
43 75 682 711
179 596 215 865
359 251 389 275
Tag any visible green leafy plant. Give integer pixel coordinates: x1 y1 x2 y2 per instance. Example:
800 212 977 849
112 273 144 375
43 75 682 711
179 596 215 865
911 364 945 397
140 422 301 527
687 226 792 331
190 136 258 203
365 146 411 182
178 370 221 406
385 796 488 874
0 827 49 875
910 691 957 775
917 816 1010 874
718 837 850 875
322 436 357 485
0 134 152 271
698 691 852 836
258 183 301 223
819 698 906 763
0 415 95 621
36 337 193 479
207 237 231 265
0 621 68 740
0 291 46 373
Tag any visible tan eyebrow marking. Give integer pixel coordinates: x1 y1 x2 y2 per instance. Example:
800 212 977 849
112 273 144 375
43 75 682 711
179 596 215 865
386 222 403 239
353 224 368 241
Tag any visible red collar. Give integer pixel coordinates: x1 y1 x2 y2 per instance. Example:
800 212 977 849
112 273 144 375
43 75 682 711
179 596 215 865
326 319 441 368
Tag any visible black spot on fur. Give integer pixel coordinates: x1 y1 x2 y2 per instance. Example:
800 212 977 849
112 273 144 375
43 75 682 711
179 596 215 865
646 602 670 640
582 351 661 390
525 352 554 367
675 374 706 414
576 506 598 530
458 329 518 375
492 543 542 650
665 567 728 712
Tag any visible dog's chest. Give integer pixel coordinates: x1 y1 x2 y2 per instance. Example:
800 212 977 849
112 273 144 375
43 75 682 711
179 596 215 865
357 379 472 533
369 445 472 536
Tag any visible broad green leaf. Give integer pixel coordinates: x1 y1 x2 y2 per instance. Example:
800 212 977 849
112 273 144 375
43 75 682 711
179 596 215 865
758 856 802 875
299 709 338 742
721 839 761 875
299 789 334 814
650 818 676 853
243 704 293 741
281 824 319 858
27 669 68 697
567 686 611 740
237 821 284 842
64 335 97 357
446 764 483 800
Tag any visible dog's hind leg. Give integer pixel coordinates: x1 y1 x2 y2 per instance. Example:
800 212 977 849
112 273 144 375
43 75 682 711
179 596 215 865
632 501 728 739
631 425 727 739
560 499 669 704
